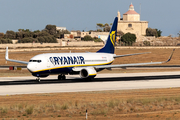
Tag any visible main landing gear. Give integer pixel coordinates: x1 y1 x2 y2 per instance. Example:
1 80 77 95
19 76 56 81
58 74 66 80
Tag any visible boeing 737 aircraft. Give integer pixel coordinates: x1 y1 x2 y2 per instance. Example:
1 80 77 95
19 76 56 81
5 17 174 81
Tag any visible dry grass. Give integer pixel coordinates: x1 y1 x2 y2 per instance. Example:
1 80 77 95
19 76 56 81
0 70 31 77
1 88 180 119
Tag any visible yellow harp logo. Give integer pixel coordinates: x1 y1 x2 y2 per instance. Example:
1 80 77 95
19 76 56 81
110 31 116 46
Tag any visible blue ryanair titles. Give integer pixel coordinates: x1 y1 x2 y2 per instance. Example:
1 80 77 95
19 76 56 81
49 56 85 66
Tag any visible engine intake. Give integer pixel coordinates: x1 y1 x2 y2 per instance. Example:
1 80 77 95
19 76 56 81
80 67 97 79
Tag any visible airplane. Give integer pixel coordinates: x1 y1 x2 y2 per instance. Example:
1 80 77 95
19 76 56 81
5 17 175 82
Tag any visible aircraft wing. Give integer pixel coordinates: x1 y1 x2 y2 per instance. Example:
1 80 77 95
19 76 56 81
5 47 28 65
114 52 151 58
95 49 175 69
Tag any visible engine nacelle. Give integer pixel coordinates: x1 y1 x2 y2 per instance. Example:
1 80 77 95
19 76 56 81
80 67 97 79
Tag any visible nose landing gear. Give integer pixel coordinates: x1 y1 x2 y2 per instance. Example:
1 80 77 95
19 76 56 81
58 74 66 80
36 77 40 82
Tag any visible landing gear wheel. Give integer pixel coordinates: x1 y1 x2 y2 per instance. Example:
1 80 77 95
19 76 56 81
36 77 40 82
58 75 61 80
58 74 66 80
62 75 66 80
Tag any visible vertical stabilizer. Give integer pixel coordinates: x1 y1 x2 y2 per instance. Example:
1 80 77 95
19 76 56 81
97 17 118 54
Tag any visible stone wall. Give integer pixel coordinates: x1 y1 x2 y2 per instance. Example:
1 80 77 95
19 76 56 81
0 41 104 49
135 36 180 46
67 41 103 46
136 36 156 42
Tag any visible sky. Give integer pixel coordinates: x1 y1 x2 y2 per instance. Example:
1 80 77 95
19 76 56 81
0 0 179 36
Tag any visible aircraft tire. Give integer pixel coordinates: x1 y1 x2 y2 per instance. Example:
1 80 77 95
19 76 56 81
36 77 40 82
58 74 66 80
62 75 66 80
58 75 62 80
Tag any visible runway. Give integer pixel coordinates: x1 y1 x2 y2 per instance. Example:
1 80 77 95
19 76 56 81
0 71 180 95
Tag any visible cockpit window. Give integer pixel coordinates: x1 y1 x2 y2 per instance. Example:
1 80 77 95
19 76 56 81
29 60 42 63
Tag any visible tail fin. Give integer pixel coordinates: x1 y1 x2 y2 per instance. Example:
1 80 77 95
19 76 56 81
97 17 118 54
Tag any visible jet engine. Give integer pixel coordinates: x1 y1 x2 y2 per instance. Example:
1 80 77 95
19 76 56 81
80 67 97 79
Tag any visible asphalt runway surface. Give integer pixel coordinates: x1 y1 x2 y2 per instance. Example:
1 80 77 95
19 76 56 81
0 71 180 95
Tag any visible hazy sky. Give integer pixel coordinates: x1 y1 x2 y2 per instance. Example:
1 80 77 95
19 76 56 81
0 0 179 36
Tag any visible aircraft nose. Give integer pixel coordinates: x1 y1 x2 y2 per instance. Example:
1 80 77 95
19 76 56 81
27 63 34 72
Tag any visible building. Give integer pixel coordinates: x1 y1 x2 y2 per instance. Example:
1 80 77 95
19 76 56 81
56 27 66 31
117 3 148 38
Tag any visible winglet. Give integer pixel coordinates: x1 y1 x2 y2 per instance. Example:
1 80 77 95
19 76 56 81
5 47 9 60
164 49 175 63
5 46 28 64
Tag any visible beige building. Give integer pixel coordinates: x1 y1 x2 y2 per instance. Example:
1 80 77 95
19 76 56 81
56 27 66 31
117 3 148 38
80 32 108 38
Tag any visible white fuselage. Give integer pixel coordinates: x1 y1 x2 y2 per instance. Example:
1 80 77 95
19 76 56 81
27 52 115 74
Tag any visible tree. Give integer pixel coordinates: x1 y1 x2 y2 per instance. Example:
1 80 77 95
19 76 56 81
45 25 56 35
93 37 103 42
83 35 93 41
16 29 35 40
121 33 136 46
110 23 113 27
6 30 16 39
50 36 57 43
146 28 158 37
20 37 37 43
38 37 45 43
22 31 34 38
103 23 111 32
96 23 104 31
33 30 40 38
156 29 162 37
97 29 102 32
0 33 4 39
146 28 162 37
0 39 12 44
37 31 50 37
16 32 23 40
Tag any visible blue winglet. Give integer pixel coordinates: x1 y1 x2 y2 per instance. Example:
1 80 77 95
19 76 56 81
165 49 175 63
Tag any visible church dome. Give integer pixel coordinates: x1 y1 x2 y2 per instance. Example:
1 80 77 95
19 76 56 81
124 10 139 15
123 3 139 15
